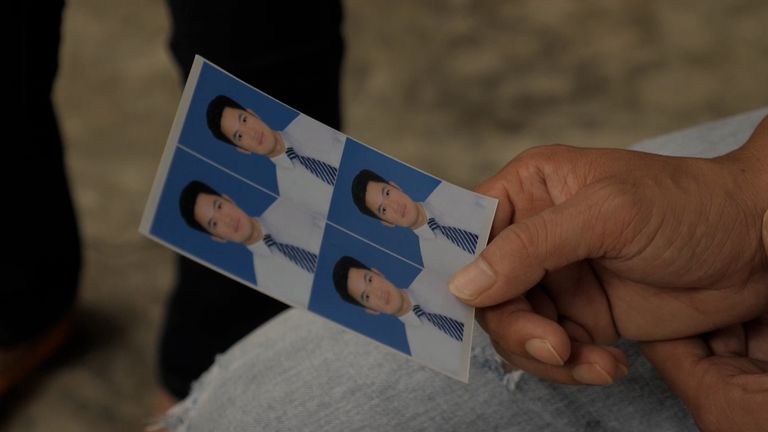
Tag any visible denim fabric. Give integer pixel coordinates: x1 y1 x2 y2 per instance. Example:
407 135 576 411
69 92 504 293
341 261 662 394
161 310 694 432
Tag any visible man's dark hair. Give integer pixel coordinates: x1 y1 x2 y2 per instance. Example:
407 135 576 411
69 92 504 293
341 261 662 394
351 169 388 220
206 95 244 145
179 180 221 233
332 256 370 307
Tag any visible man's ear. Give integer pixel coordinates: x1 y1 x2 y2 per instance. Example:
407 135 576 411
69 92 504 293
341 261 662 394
211 235 227 244
380 220 395 228
246 108 259 118
365 309 381 315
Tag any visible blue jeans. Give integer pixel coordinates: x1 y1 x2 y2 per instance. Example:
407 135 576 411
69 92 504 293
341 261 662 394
161 108 767 431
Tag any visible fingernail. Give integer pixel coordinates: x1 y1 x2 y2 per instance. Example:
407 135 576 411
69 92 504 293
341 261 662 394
525 339 565 366
572 364 614 385
448 257 496 301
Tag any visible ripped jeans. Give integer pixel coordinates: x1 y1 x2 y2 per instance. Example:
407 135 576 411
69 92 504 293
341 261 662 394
160 309 694 432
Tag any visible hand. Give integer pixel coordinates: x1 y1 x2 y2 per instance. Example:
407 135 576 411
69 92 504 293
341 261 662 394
641 313 768 432
448 116 768 384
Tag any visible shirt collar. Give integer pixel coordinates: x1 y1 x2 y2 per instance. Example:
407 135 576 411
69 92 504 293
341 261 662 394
271 150 293 169
246 236 271 256
398 309 423 327
412 209 436 239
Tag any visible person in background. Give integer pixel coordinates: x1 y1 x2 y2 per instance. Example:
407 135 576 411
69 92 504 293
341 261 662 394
156 0 344 410
2 0 81 398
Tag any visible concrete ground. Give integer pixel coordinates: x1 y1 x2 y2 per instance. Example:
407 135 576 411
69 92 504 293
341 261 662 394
5 0 767 430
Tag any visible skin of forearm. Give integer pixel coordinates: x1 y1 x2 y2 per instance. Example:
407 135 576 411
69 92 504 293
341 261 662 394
763 205 767 260
744 117 768 278
748 117 768 261
740 116 768 208
717 116 768 263
755 117 768 259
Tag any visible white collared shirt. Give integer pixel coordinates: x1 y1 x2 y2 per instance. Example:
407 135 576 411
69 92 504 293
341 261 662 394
245 198 325 308
413 183 494 278
269 114 346 218
396 270 473 379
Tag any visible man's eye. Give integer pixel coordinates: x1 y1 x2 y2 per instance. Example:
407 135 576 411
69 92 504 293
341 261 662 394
212 221 217 228
385 189 390 196
237 133 242 141
381 208 387 215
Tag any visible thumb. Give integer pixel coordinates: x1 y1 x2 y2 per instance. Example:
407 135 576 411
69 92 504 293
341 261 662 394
449 180 632 307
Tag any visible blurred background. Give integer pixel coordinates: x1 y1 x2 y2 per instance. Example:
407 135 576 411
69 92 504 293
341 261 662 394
6 0 767 430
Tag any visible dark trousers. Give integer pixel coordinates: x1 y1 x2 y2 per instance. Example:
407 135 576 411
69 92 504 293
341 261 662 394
159 0 344 399
3 0 81 347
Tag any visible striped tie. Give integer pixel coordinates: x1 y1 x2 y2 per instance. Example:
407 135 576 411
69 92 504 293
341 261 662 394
427 217 478 255
412 304 464 342
263 234 318 273
285 146 338 186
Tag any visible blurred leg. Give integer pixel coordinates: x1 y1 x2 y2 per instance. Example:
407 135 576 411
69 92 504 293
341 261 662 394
158 0 344 400
161 310 695 432
2 0 80 394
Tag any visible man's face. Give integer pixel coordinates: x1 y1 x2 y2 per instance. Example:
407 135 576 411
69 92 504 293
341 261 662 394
346 268 403 315
219 107 278 155
364 181 419 228
193 193 256 244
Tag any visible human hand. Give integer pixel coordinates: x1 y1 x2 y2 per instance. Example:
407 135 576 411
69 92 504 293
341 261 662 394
448 116 768 384
641 313 768 432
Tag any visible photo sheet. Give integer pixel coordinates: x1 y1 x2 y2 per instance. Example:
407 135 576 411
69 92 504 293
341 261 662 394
140 56 497 381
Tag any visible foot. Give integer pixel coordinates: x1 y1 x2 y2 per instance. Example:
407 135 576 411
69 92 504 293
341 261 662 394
153 387 180 416
0 314 73 398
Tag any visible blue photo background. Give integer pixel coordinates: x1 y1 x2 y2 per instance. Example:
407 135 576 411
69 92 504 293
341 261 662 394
329 139 441 267
309 225 422 355
177 62 301 195
150 147 277 284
